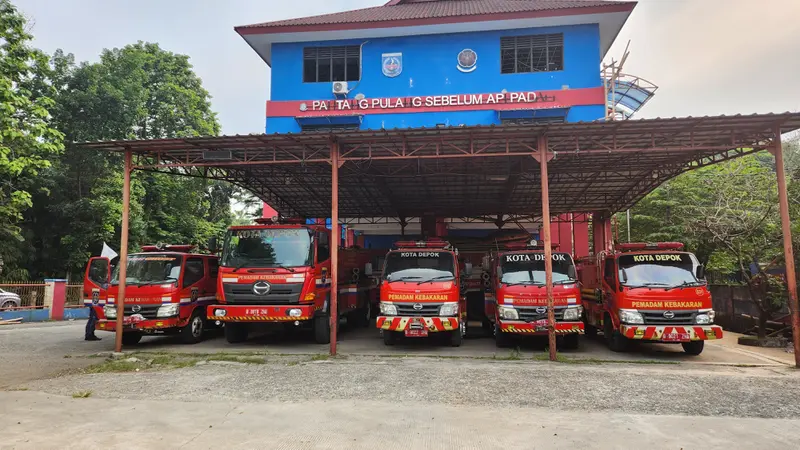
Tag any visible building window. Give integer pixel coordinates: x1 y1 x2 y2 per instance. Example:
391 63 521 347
501 34 564 74
303 46 361 83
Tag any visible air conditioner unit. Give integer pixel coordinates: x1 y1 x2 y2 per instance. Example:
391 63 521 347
332 81 349 95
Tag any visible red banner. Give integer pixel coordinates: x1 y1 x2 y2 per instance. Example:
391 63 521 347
265 87 604 118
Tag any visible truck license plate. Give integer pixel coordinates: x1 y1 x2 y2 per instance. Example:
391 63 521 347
405 328 428 338
662 332 690 342
533 319 548 332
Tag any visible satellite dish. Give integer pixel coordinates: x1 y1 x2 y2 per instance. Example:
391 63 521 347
354 93 366 100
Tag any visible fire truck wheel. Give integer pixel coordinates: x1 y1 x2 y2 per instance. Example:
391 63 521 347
494 322 511 348
314 314 331 344
224 323 248 344
180 311 205 344
383 330 397 346
561 334 579 350
604 324 629 353
681 340 704 355
450 327 463 347
121 332 142 346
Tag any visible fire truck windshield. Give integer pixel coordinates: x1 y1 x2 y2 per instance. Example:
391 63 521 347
384 251 455 283
500 252 575 286
617 253 702 288
111 254 183 286
221 228 312 269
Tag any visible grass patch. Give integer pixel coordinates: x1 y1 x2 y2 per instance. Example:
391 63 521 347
85 360 142 374
9 387 29 391
286 361 300 366
72 390 92 398
206 354 266 364
309 354 330 362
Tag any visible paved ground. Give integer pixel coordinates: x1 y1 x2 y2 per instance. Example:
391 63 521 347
3 390 799 450
2 321 800 448
0 321 791 389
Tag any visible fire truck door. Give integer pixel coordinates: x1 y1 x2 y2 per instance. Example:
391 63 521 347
83 257 111 308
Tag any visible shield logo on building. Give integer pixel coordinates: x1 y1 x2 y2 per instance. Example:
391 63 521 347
382 53 402 78
457 49 478 73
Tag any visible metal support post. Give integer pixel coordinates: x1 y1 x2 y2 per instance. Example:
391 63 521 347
330 141 340 356
537 135 557 361
115 151 132 353
626 209 631 243
773 129 800 367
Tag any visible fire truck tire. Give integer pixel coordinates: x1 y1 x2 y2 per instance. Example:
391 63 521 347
604 318 629 352
180 311 205 344
494 322 511 348
450 327 463 347
383 330 397 346
224 323 248 344
314 314 331 344
121 332 142 346
561 334 579 350
681 341 704 355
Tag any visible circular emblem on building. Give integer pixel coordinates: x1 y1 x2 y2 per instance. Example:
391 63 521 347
253 281 272 296
131 305 141 313
457 49 478 73
299 103 308 112
413 303 423 311
663 311 675 319
382 53 403 78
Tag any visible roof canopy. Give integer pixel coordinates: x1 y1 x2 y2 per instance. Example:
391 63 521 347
82 113 800 220
237 0 637 65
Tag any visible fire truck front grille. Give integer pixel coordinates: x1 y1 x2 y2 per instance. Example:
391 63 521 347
123 305 160 319
223 283 303 305
516 306 566 323
642 310 697 325
395 303 442 316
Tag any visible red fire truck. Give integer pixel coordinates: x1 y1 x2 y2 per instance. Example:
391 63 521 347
486 242 583 348
579 242 722 355
207 218 376 344
83 245 219 345
376 239 467 346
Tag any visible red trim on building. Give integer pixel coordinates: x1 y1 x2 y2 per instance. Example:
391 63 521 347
266 87 603 118
236 3 636 36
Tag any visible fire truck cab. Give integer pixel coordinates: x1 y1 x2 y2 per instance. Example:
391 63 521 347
207 217 376 344
377 240 467 347
487 241 583 349
579 242 722 355
83 245 219 345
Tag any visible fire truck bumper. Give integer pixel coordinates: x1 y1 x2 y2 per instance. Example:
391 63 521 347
96 318 182 332
620 325 723 341
207 304 318 322
376 316 460 333
498 320 584 335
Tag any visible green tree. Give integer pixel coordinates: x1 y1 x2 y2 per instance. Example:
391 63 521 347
0 0 64 279
17 42 232 279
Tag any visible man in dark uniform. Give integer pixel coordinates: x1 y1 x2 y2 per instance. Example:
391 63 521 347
85 291 101 341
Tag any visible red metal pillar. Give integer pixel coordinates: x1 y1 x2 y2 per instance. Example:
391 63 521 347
569 213 576 257
537 135 557 361
773 129 800 367
330 141 340 356
115 151 132 353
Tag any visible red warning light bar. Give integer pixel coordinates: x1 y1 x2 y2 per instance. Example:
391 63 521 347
617 242 685 252
394 239 451 249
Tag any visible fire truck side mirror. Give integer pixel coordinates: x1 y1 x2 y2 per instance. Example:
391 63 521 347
208 236 218 253
696 265 705 280
364 262 373 276
567 265 577 280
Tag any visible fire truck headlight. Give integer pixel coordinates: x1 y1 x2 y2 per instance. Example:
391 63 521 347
380 302 397 316
498 306 519 320
287 309 302 317
439 303 458 317
618 309 644 325
103 305 116 319
563 306 583 321
156 303 179 318
213 309 227 317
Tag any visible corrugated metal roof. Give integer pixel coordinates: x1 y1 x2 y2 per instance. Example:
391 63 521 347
237 0 635 31
81 113 800 219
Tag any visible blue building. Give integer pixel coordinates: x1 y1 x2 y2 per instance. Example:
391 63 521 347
237 0 636 134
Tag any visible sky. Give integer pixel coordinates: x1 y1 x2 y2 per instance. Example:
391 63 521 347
13 0 800 135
